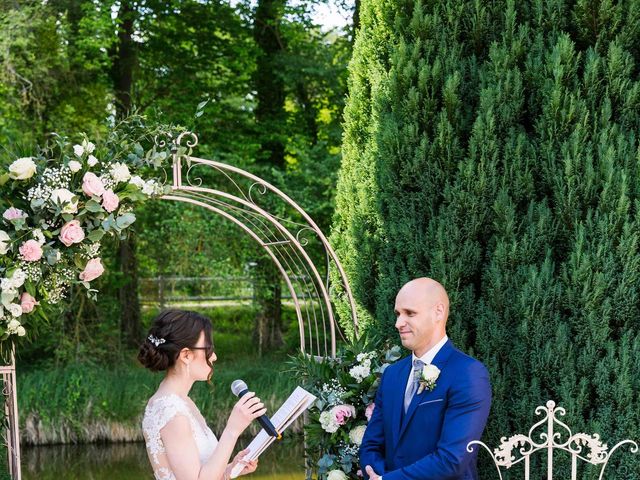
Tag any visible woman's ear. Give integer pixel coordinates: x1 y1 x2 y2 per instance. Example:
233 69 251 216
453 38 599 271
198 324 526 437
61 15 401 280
178 347 192 364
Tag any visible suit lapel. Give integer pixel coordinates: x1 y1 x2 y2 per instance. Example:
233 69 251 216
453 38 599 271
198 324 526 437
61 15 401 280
398 340 455 440
391 356 412 446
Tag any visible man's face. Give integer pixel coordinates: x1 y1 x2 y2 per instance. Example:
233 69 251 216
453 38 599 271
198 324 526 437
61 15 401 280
394 283 440 356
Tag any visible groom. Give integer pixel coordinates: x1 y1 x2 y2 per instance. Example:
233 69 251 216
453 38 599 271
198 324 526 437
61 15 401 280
360 278 491 480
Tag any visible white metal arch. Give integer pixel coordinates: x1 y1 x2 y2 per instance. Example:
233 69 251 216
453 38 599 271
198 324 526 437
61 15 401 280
158 131 359 358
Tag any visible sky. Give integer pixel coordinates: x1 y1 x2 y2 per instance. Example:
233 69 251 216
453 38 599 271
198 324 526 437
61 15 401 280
311 1 352 31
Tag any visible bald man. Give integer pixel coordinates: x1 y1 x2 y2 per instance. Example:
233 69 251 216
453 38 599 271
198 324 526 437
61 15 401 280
360 278 491 480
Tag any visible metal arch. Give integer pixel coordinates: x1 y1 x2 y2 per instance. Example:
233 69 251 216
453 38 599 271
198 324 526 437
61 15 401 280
157 131 360 358
170 150 359 336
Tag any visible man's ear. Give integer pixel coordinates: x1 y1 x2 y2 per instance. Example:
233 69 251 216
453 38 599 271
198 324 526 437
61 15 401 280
435 302 446 321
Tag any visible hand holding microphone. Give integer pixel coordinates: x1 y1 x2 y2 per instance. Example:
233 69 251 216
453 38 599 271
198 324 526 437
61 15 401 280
226 384 267 438
231 380 281 439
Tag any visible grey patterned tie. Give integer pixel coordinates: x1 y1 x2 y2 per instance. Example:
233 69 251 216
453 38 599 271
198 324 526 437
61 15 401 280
404 359 425 413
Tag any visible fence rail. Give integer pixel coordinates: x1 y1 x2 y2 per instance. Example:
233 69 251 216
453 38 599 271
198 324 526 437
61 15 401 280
139 275 310 308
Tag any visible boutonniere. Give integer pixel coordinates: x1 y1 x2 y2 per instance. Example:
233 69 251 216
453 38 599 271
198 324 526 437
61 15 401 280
417 364 441 394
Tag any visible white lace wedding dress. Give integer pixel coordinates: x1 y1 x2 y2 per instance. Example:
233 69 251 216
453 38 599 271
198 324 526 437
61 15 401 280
142 394 219 480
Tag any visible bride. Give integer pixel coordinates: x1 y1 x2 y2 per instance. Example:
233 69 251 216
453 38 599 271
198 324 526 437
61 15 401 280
138 309 267 480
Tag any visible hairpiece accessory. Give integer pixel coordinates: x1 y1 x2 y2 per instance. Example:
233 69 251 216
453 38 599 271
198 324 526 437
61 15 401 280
148 335 166 347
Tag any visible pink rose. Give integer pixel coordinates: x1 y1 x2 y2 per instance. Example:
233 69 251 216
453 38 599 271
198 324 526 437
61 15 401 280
79 257 104 282
365 403 375 421
331 404 356 426
20 292 38 314
19 239 43 262
101 189 119 213
3 207 26 221
59 220 85 247
82 172 105 197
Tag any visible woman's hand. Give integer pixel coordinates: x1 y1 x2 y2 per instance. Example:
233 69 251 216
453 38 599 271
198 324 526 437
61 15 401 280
227 449 258 478
226 392 267 437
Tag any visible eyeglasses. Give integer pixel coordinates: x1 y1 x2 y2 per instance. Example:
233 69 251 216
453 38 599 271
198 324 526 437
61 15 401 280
190 345 213 354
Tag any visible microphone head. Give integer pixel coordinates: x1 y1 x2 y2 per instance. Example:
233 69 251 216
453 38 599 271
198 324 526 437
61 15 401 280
231 379 248 397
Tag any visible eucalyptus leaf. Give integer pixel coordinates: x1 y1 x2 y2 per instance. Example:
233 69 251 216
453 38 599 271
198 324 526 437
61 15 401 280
85 199 103 213
115 212 136 229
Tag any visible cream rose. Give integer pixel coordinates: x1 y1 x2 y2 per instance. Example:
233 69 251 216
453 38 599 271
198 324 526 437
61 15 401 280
68 160 82 173
59 220 85 247
79 258 104 282
50 188 79 213
9 157 37 180
16 326 26 336
110 162 131 183
348 425 367 446
87 155 99 167
327 470 348 480
0 231 10 255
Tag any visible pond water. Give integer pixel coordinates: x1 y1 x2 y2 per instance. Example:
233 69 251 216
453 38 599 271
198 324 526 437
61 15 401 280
22 436 306 480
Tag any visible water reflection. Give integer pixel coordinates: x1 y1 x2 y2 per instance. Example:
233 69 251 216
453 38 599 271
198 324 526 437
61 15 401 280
22 436 306 480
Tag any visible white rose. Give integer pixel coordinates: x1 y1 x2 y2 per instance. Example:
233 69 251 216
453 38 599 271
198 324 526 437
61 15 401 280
16 326 26 336
87 155 99 167
11 269 26 287
319 410 340 433
0 278 13 291
110 162 131 183
50 188 78 214
142 180 157 195
68 160 82 173
32 229 45 245
129 175 145 188
7 304 22 318
1 289 17 308
0 230 10 255
327 470 348 480
9 157 37 180
73 144 85 157
51 188 78 213
348 425 367 446
7 319 21 333
83 140 95 154
422 364 441 382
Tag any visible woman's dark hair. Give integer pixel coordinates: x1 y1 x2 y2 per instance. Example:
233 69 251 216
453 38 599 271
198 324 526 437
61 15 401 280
138 309 213 372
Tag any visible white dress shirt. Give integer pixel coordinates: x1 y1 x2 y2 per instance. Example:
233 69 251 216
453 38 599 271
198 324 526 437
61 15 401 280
404 335 449 397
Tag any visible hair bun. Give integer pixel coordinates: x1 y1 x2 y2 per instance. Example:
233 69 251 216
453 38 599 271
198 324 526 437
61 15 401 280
137 341 170 372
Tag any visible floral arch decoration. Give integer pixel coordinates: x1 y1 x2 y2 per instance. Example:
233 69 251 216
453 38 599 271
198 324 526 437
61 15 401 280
0 123 359 479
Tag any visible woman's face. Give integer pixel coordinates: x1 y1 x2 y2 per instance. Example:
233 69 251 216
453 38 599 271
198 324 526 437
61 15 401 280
189 330 217 381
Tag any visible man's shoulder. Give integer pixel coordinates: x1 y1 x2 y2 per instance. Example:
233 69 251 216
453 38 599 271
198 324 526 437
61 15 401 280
447 344 489 376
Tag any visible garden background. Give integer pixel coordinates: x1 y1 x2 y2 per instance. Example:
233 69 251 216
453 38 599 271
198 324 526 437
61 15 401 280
1 0 640 479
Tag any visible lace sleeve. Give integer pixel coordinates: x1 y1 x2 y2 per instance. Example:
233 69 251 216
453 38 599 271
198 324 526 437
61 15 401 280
143 395 192 465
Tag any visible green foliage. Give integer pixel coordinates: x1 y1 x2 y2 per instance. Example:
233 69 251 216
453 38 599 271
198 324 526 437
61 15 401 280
335 0 640 476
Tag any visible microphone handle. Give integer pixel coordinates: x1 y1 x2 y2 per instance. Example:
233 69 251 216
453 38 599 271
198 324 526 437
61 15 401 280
236 389 281 439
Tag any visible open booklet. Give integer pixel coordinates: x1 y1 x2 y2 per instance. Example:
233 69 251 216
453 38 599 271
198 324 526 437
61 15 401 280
230 386 317 478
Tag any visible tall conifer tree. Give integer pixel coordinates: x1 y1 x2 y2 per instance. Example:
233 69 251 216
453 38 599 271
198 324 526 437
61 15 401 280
334 0 640 475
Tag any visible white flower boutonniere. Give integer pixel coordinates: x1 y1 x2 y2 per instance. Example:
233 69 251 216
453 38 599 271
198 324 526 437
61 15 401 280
417 364 440 394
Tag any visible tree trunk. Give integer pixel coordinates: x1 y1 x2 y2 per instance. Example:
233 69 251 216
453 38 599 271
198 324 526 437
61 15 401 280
111 0 141 348
252 0 286 352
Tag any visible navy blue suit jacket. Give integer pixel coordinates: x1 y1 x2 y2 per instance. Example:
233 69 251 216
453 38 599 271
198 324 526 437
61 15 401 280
360 340 491 480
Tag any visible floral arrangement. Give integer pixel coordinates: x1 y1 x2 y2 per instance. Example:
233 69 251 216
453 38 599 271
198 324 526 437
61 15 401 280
0 119 176 341
293 338 403 479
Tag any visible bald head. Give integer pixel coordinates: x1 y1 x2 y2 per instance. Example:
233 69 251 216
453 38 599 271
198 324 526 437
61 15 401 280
394 278 449 357
398 277 449 317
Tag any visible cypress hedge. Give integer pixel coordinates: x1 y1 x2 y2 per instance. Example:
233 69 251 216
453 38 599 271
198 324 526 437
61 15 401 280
332 0 640 477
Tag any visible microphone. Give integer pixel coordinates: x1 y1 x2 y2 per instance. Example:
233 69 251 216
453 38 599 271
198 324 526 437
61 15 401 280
231 379 281 439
